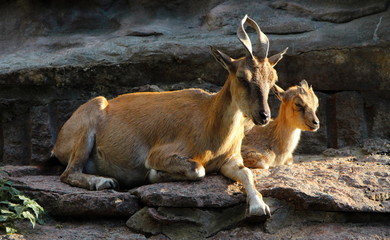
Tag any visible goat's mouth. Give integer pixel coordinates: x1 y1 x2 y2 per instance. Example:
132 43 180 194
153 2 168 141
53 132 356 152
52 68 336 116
252 116 269 126
306 123 319 131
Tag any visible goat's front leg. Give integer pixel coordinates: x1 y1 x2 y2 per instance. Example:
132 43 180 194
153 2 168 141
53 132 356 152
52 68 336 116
145 145 205 183
220 158 271 218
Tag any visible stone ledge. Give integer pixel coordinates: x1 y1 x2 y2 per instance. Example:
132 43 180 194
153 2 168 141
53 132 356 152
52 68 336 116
7 175 140 217
1 154 389 218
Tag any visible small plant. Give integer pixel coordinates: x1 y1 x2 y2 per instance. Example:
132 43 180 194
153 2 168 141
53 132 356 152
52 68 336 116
0 178 44 234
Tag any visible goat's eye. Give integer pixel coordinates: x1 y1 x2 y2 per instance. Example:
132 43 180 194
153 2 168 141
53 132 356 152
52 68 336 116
237 76 250 88
237 76 246 83
295 103 304 111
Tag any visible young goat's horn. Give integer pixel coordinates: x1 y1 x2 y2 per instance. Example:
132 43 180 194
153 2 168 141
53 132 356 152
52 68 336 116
237 15 270 59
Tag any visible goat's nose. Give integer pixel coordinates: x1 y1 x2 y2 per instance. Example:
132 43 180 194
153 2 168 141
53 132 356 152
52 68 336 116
259 111 269 121
312 119 320 126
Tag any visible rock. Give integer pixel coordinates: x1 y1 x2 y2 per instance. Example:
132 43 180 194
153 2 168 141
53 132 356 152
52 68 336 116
362 138 390 155
210 223 390 240
53 100 86 132
0 165 58 177
203 1 316 34
126 204 247 240
0 101 31 165
254 155 390 213
363 92 390 140
322 147 356 157
130 84 164 93
6 174 140 217
270 0 388 23
277 46 390 92
14 218 147 240
334 91 366 148
134 155 390 214
132 175 245 208
31 105 55 163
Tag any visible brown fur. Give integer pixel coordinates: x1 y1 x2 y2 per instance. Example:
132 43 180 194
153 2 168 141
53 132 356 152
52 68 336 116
52 16 288 218
242 80 320 169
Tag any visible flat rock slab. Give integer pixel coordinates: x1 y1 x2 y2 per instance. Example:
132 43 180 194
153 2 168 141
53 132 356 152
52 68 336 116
7 175 140 217
254 155 390 213
132 174 246 208
134 155 390 213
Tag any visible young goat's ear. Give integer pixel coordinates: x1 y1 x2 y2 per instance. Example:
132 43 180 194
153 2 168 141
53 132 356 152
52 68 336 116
210 46 234 71
272 84 285 101
268 47 288 66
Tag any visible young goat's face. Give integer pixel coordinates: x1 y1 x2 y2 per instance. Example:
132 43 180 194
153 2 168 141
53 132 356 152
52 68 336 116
274 80 320 131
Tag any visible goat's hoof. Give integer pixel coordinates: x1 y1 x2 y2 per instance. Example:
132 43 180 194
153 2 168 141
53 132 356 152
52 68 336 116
248 197 271 220
90 176 119 190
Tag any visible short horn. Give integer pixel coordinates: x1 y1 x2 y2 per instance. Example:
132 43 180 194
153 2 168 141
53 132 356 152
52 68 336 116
246 16 269 58
237 15 254 59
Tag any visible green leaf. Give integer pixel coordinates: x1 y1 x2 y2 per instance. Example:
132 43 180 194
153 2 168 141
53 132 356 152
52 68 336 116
1 209 14 215
27 203 44 218
0 215 8 222
0 200 11 205
14 205 25 217
22 211 36 228
5 226 17 234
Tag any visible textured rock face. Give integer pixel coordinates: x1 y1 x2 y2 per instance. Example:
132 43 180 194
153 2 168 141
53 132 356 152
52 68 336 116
4 173 140 217
126 205 247 240
0 0 389 165
132 155 390 213
255 155 390 213
132 175 245 208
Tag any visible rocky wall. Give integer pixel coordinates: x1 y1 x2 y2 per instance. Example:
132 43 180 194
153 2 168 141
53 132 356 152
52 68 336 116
0 0 389 165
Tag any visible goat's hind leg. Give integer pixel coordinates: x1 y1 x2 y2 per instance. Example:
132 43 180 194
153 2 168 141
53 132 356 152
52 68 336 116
60 128 119 190
56 97 118 190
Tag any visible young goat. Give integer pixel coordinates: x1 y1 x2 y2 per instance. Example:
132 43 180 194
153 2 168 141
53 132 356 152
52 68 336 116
242 80 319 169
52 15 288 218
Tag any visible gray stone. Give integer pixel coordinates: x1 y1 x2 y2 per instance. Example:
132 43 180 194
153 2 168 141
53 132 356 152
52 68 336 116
363 92 390 140
0 165 56 177
270 0 388 23
132 175 245 208
254 155 390 213
126 204 247 240
210 223 390 240
334 91 366 148
0 101 30 165
7 175 140 217
362 138 390 155
31 105 55 163
14 218 147 240
203 1 316 34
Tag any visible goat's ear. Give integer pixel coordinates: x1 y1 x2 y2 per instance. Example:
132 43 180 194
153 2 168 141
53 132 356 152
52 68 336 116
299 79 309 89
268 47 288 66
210 46 234 71
272 84 285 101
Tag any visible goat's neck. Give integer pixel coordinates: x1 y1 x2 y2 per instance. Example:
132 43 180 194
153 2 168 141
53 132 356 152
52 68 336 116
273 104 301 154
207 77 245 147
